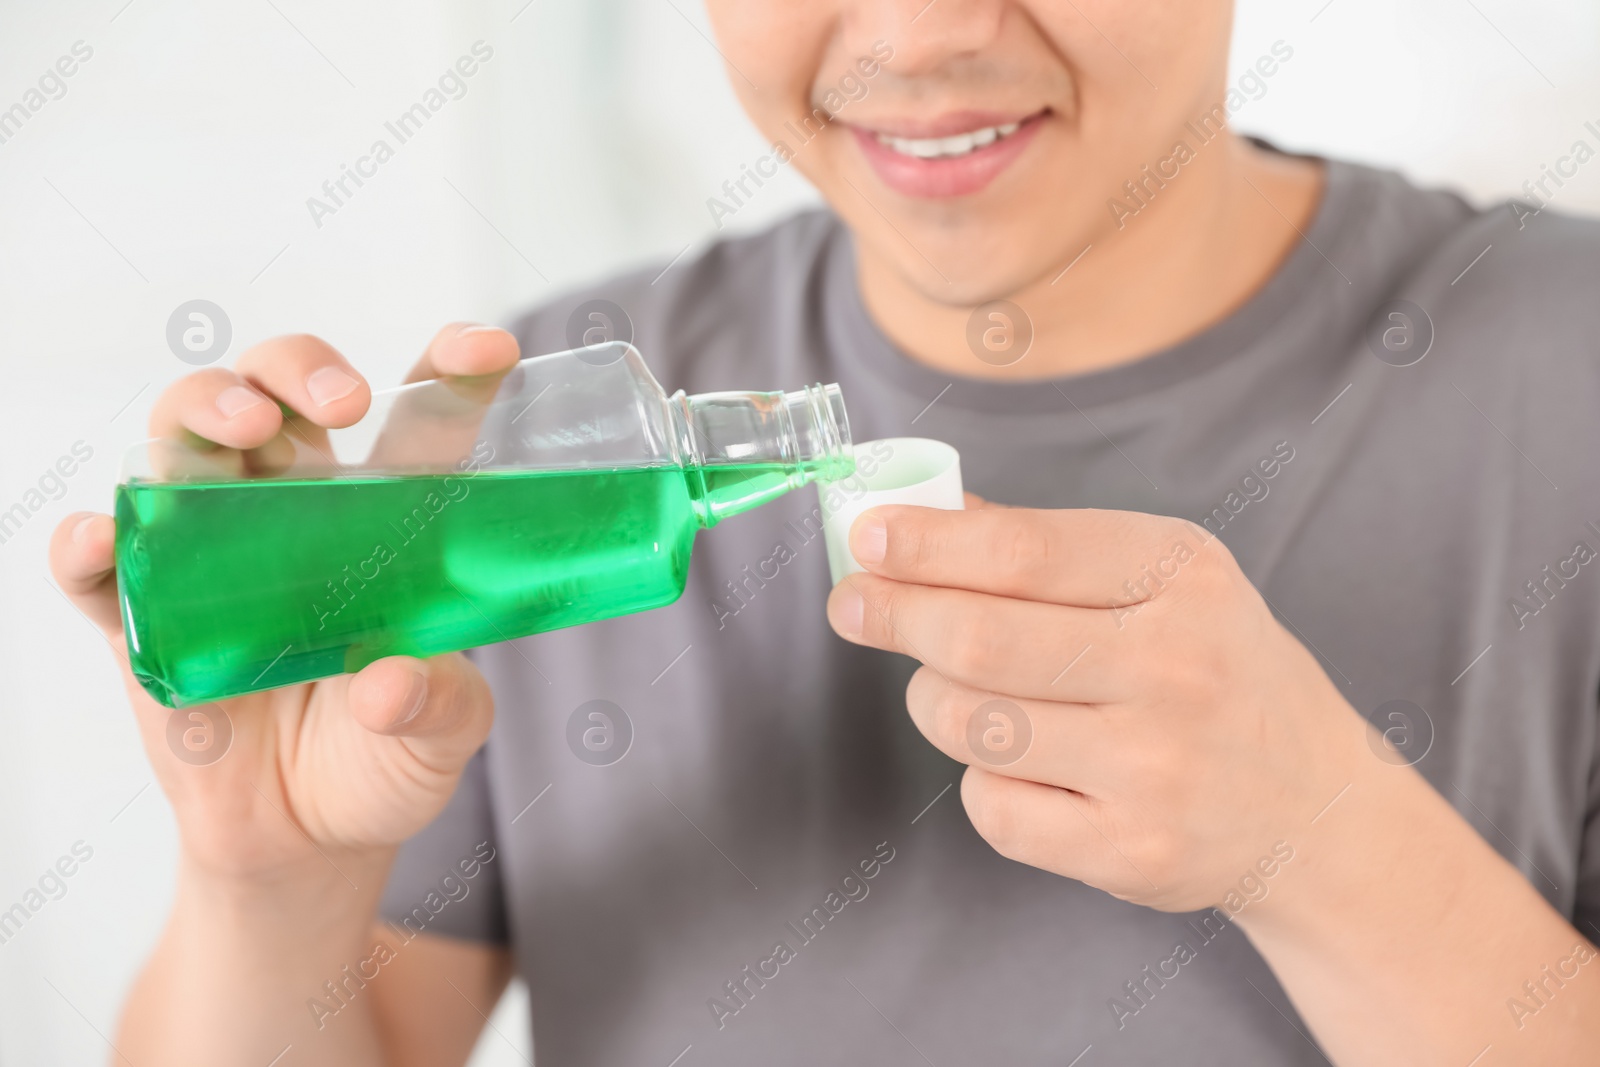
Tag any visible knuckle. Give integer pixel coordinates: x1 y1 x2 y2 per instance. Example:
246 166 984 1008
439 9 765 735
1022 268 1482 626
153 370 241 431
437 321 473 343
891 516 938 574
1128 739 1186 790
1184 531 1238 589
1151 516 1205 571
1185 550 1225 594
940 611 995 680
1159 655 1212 707
276 332 336 357
186 366 242 395
431 669 477 733
447 659 496 741
1136 830 1187 887
1170 517 1210 547
993 513 1053 577
862 583 902 647
1114 814 1176 882
239 333 338 374
1137 617 1212 697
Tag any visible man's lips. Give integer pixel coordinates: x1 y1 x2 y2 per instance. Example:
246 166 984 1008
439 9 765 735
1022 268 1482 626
846 111 1047 199
850 110 1041 140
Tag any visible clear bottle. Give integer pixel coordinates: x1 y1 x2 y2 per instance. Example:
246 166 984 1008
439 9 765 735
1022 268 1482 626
114 342 852 707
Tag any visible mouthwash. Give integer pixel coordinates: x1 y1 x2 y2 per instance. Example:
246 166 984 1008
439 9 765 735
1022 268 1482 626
114 343 851 707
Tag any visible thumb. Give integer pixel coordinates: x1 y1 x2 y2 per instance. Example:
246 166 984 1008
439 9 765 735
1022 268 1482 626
346 652 494 771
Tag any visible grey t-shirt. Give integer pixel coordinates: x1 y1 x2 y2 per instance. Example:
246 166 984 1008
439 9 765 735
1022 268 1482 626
381 154 1600 1065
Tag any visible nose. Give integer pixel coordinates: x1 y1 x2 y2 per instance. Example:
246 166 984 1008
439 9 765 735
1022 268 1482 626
842 0 1007 76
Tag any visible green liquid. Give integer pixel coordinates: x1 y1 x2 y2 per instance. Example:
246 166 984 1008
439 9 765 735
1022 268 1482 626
114 463 807 707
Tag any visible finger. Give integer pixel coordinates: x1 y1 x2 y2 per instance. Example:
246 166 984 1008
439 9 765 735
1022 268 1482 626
367 324 521 471
47 512 123 636
827 572 1124 702
404 322 521 384
905 666 1114 790
963 492 1004 510
346 653 494 771
235 334 371 428
849 506 1211 607
961 765 1144 890
148 368 283 451
232 335 372 468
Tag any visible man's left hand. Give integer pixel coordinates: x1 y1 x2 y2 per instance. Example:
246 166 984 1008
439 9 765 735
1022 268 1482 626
826 502 1370 916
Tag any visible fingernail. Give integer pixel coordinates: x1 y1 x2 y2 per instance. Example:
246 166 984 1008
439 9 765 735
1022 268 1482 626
216 385 266 420
71 515 98 544
306 366 359 407
396 672 428 727
831 584 865 638
853 514 888 567
455 324 503 337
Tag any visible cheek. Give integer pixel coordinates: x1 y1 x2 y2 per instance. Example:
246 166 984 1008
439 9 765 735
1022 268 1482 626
1026 0 1231 67
703 2 835 132
1021 0 1234 133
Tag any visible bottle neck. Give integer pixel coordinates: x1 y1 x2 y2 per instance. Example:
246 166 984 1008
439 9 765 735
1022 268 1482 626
672 383 853 526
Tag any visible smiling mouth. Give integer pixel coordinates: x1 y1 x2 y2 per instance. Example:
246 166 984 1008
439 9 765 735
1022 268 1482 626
848 110 1047 198
872 121 1027 160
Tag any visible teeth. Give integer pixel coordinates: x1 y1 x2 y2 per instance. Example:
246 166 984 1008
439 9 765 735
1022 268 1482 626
875 120 1026 160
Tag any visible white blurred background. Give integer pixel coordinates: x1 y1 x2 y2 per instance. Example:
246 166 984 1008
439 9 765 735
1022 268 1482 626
0 0 1596 1062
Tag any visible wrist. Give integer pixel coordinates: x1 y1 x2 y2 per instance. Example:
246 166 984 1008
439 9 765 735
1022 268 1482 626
175 847 396 939
1219 712 1596 1063
1219 674 1408 932
123 850 398 1063
1232 741 1469 944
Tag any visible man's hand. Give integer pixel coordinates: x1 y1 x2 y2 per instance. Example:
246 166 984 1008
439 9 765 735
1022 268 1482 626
827 502 1600 1064
52 324 518 871
824 503 1366 915
47 324 521 1065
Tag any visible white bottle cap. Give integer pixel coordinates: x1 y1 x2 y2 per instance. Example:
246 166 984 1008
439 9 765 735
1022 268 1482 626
818 437 965 586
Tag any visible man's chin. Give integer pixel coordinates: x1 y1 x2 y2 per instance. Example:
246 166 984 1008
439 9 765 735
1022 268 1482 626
877 242 1082 310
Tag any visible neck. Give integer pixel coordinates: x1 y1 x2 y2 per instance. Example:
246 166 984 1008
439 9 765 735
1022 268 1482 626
854 135 1326 381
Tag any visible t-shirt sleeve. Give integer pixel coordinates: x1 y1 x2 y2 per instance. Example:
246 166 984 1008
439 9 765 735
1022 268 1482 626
378 746 510 946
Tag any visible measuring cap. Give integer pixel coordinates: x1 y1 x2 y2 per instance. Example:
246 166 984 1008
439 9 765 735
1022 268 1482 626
818 437 965 586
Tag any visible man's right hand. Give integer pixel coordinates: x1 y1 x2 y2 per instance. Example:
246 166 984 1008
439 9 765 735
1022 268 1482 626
46 325 521 1066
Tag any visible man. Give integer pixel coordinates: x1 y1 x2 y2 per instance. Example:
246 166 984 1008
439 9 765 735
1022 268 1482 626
49 1 1600 1064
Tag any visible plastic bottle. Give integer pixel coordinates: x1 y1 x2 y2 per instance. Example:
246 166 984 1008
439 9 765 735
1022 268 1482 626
114 342 852 707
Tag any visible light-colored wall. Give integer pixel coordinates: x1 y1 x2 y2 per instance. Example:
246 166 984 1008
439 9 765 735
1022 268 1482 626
0 1 1595 1062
